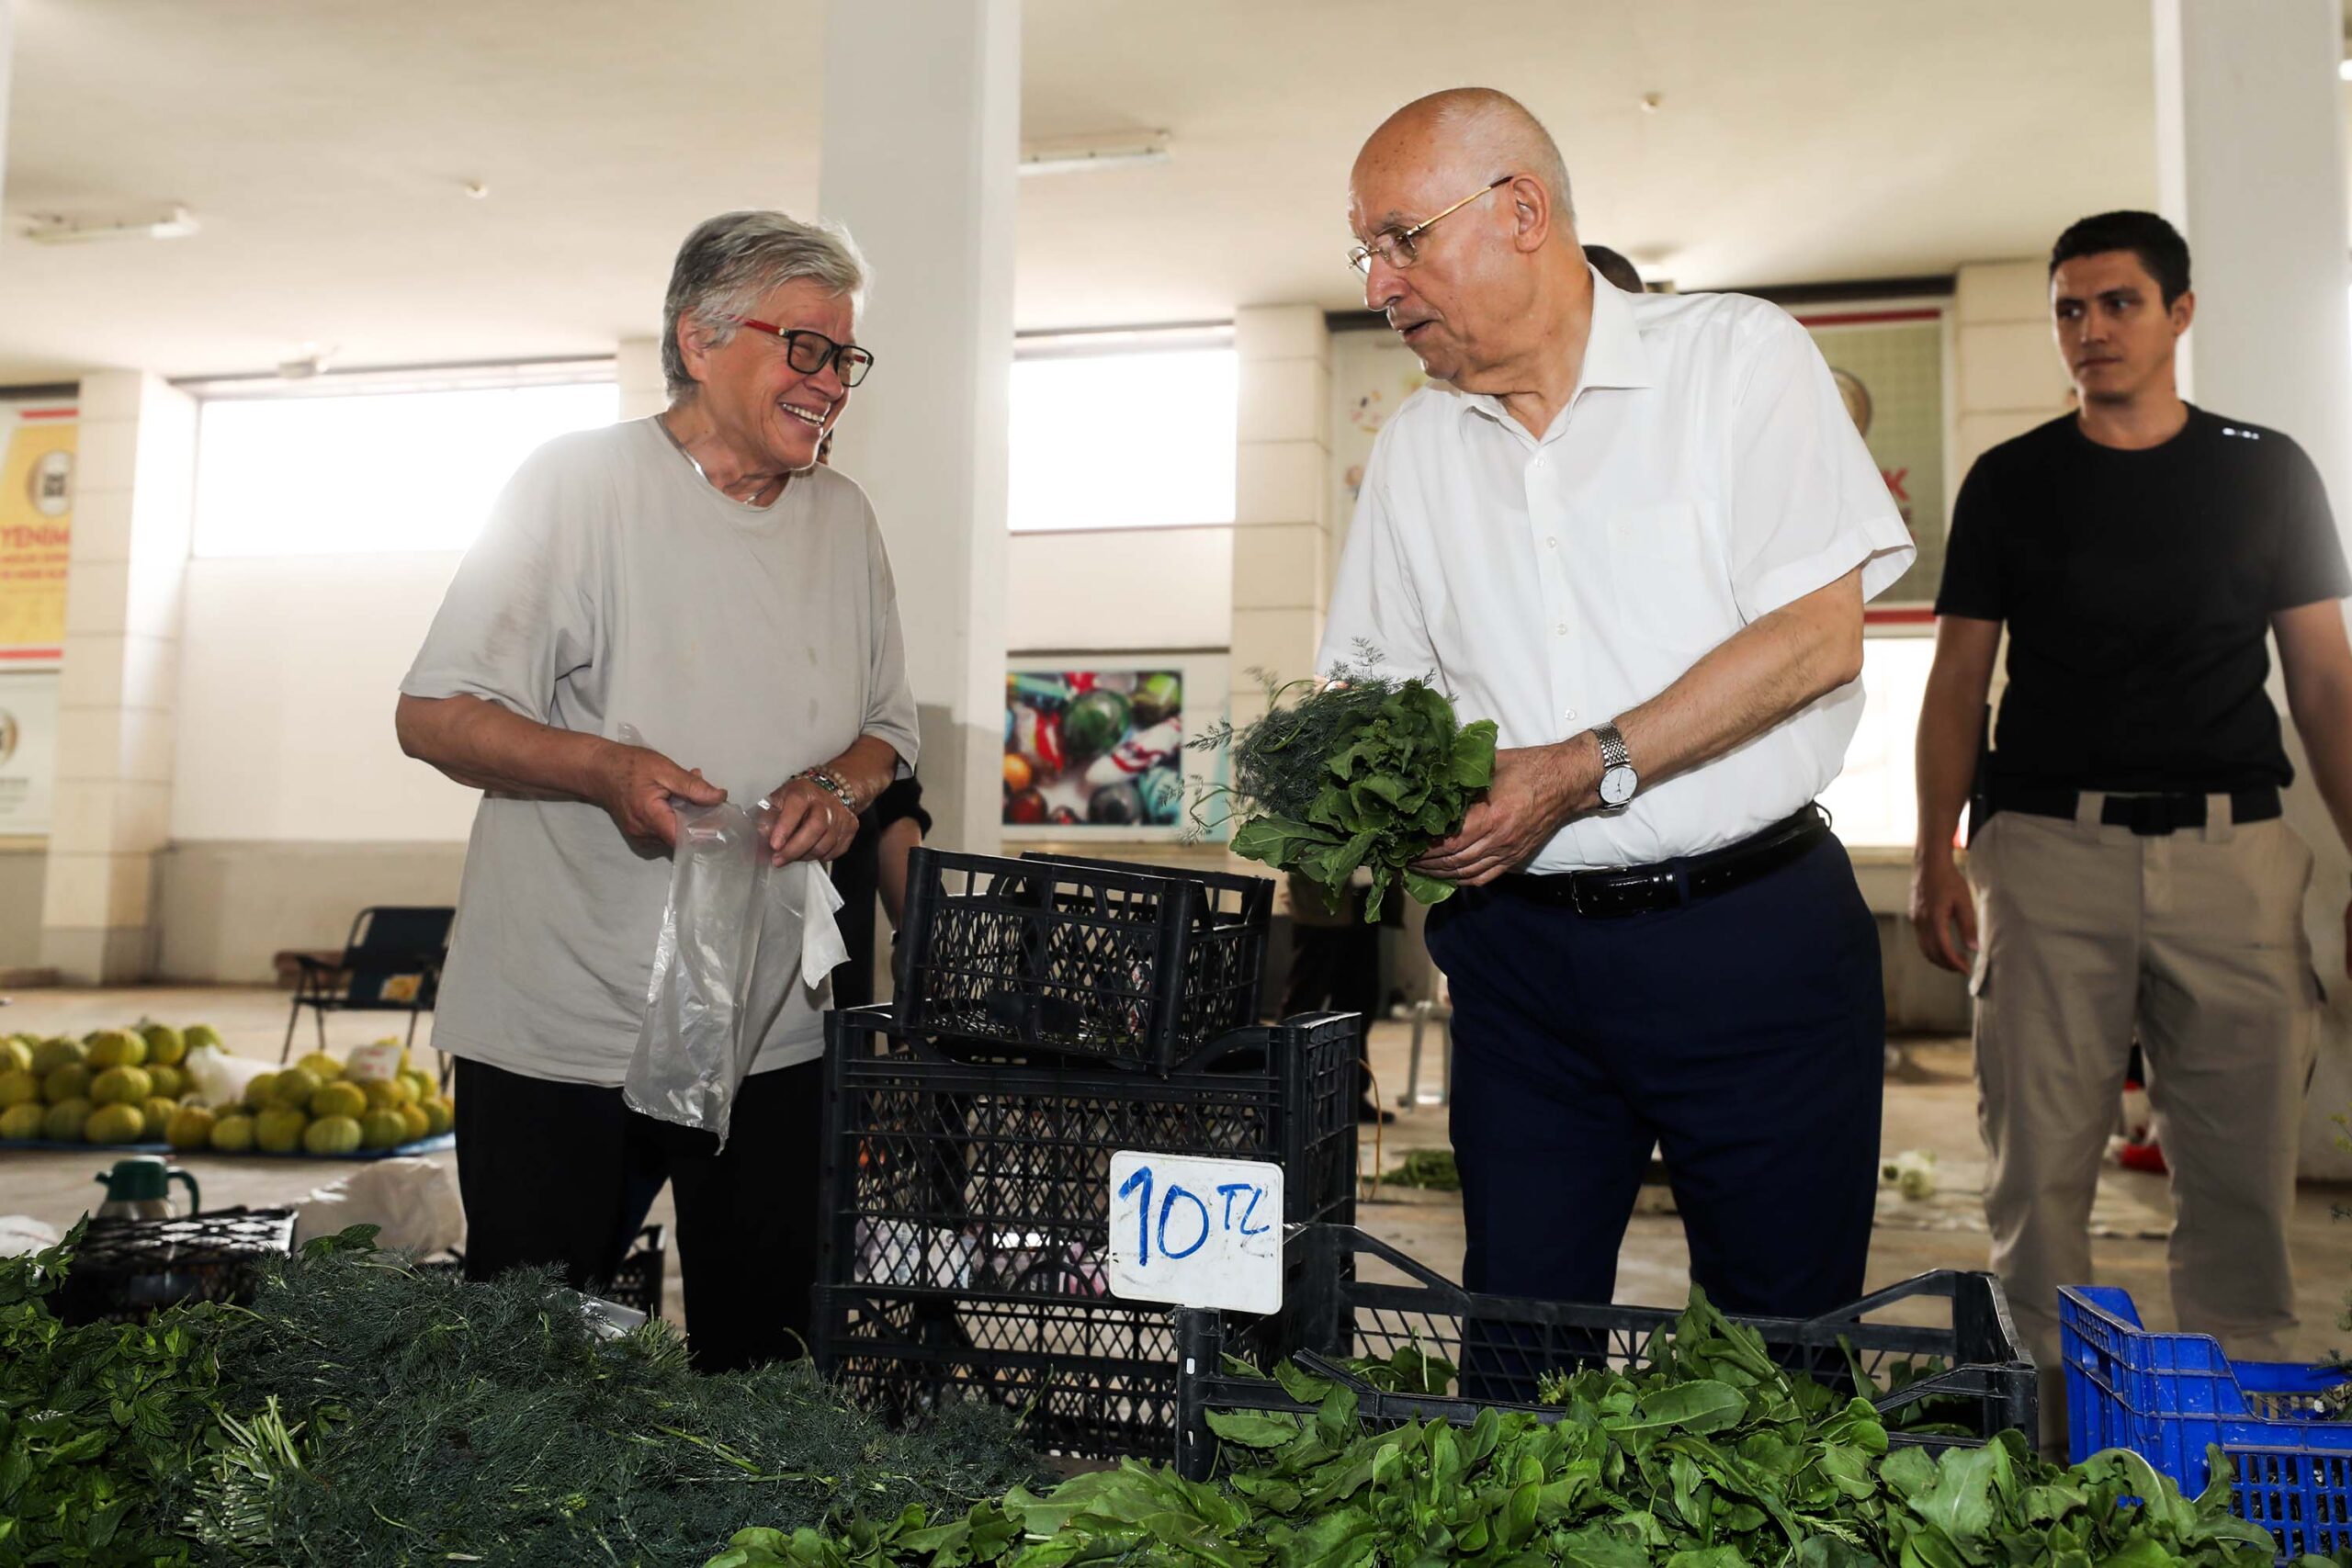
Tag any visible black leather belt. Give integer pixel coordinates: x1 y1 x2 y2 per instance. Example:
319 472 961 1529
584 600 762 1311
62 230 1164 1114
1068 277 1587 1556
1493 806 1831 919
1988 784 2280 837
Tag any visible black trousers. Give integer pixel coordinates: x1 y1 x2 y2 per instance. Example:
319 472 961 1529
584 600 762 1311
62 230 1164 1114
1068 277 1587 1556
1283 919 1381 1100
452 1055 823 1373
1425 834 1883 1320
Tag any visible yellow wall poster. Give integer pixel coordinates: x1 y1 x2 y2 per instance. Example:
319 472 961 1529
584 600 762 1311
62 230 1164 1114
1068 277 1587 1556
0 399 75 660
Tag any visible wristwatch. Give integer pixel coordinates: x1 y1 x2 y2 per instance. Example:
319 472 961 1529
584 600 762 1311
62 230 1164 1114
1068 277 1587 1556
1592 721 1638 808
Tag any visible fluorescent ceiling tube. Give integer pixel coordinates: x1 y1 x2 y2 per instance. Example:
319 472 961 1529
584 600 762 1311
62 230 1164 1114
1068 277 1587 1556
23 206 200 244
1019 131 1170 176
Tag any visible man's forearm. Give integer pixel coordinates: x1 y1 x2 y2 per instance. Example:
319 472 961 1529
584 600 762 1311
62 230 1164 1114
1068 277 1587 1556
2289 676 2352 852
1912 689 1979 866
1540 570 1863 808
817 736 902 813
395 694 607 802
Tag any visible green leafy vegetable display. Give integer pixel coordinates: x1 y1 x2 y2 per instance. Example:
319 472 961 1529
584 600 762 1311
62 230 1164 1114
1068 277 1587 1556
0 1220 225 1567
1 1224 1041 1567
707 1287 2329 1568
11 1224 2338 1565
1193 651 1498 919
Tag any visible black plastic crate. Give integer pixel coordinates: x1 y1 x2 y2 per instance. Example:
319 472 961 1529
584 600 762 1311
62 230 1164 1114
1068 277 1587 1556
1172 1226 2037 1482
416 1224 669 1321
53 1207 298 1325
820 1005 1356 1304
815 1006 1358 1458
817 1275 1317 1461
892 848 1273 1069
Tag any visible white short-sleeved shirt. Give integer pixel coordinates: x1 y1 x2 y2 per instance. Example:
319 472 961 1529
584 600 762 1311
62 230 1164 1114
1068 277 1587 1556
1318 270 1915 873
401 417 920 1085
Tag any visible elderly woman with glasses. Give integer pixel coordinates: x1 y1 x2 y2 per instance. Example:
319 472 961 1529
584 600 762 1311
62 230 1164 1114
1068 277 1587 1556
394 210 915 1371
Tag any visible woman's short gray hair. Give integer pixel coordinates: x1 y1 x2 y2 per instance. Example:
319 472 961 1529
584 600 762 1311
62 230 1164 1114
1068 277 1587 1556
662 210 869 400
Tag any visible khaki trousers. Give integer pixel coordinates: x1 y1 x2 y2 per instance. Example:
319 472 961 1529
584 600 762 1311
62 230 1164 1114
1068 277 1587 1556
1968 797 2317 1444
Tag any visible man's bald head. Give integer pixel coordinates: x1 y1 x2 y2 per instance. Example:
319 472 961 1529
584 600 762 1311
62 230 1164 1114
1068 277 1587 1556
1358 88 1574 225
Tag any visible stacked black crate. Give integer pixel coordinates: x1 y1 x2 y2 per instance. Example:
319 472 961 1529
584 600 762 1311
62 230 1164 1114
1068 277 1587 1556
815 849 1359 1461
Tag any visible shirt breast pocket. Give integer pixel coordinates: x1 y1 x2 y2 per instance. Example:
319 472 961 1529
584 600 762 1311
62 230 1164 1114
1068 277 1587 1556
1604 502 1724 658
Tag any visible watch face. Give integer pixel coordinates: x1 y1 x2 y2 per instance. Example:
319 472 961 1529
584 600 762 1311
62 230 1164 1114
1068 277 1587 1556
1600 767 1636 807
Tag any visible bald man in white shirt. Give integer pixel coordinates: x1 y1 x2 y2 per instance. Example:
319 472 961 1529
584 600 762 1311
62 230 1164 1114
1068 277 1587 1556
1326 90 1915 1331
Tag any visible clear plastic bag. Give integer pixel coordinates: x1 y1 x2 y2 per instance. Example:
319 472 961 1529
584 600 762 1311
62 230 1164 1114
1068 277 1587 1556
623 793 847 1148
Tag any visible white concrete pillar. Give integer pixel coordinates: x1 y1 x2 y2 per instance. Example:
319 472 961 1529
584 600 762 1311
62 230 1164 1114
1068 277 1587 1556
2152 0 2352 1175
818 0 1017 857
1228 306 1333 728
0 3 15 221
42 372 196 982
616 336 666 423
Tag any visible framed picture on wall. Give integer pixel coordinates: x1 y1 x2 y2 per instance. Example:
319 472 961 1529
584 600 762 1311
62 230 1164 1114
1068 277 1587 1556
1794 305 1949 610
1001 655 1230 840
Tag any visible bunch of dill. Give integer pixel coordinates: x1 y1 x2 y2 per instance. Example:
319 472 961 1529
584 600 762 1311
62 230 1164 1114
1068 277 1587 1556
187 1231 1045 1567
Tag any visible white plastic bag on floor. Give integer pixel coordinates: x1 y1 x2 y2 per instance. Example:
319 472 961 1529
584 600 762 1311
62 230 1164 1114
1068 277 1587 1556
182 1043 274 1111
622 794 845 1148
290 1157 465 1254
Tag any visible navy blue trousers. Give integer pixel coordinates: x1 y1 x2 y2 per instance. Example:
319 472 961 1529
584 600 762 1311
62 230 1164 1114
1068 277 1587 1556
1426 834 1883 1321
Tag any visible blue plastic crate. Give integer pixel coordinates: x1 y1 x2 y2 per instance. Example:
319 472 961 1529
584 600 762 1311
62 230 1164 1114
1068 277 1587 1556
2061 1284 2351 1562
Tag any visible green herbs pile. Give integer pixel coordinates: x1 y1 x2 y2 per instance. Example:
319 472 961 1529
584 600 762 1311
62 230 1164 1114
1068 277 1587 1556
1193 653 1498 919
1 1224 1041 1567
707 1290 2331 1568
9 1224 2336 1566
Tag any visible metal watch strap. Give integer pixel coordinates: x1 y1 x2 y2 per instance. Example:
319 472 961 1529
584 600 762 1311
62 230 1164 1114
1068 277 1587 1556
1593 722 1632 773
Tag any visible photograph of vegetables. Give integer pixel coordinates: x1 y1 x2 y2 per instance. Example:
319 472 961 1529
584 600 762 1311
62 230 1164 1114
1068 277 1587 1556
9 1224 2313 1567
1193 653 1498 919
1003 668 1188 830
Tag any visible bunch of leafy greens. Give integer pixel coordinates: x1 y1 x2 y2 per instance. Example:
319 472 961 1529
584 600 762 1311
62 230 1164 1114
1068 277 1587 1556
184 1230 1046 1565
707 1284 2327 1568
3 1224 1042 1567
0 1219 227 1567
1378 1147 1464 1191
1193 652 1498 919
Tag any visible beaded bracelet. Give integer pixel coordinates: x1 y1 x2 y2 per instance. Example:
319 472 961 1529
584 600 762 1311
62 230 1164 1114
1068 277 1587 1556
797 767 859 815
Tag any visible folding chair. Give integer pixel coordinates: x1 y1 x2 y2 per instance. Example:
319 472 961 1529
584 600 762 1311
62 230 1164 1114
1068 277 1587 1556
282 907 454 1064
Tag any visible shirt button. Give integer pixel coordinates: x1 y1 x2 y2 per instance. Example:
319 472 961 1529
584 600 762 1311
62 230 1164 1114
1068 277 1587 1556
1565 707 1580 723
1546 536 1558 548
1555 623 1568 636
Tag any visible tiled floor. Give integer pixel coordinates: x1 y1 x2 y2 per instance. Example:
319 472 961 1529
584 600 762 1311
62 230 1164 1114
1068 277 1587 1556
2 986 2345 1366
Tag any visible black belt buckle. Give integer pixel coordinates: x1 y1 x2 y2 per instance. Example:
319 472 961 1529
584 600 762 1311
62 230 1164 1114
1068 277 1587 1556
2105 794 2199 837
1568 866 1674 918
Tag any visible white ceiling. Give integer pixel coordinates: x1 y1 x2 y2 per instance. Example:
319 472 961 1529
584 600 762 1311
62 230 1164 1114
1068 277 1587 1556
0 0 2184 381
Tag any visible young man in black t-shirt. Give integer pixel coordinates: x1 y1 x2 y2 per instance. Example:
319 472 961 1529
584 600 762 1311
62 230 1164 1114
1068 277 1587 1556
1911 210 2352 1443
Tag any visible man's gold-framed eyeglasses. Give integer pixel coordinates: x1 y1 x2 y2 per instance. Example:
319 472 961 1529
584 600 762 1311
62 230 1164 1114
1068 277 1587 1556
1347 175 1511 278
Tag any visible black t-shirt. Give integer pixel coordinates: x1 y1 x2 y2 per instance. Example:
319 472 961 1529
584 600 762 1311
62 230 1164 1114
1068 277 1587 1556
1937 406 2351 792
829 775 932 1010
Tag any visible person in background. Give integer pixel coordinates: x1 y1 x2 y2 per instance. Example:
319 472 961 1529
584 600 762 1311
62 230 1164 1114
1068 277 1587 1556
1912 209 2352 1442
1326 88 1912 1321
829 777 932 1010
1282 870 1395 1124
1581 243 1643 294
395 210 917 1371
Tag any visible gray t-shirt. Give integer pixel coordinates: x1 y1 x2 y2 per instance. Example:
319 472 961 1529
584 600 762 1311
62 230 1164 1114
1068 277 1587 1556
401 416 919 1086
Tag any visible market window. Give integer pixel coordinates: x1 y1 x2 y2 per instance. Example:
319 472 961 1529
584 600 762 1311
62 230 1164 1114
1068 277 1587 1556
191 372 616 558
1819 634 1936 850
1009 334 1236 532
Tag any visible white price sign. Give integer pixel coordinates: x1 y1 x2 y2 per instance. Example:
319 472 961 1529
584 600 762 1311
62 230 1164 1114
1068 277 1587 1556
1106 1152 1283 1314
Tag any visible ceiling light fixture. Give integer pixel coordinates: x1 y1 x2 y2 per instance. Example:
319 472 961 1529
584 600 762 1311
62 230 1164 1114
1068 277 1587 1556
22 205 199 244
1018 130 1171 177
2338 56 2352 81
